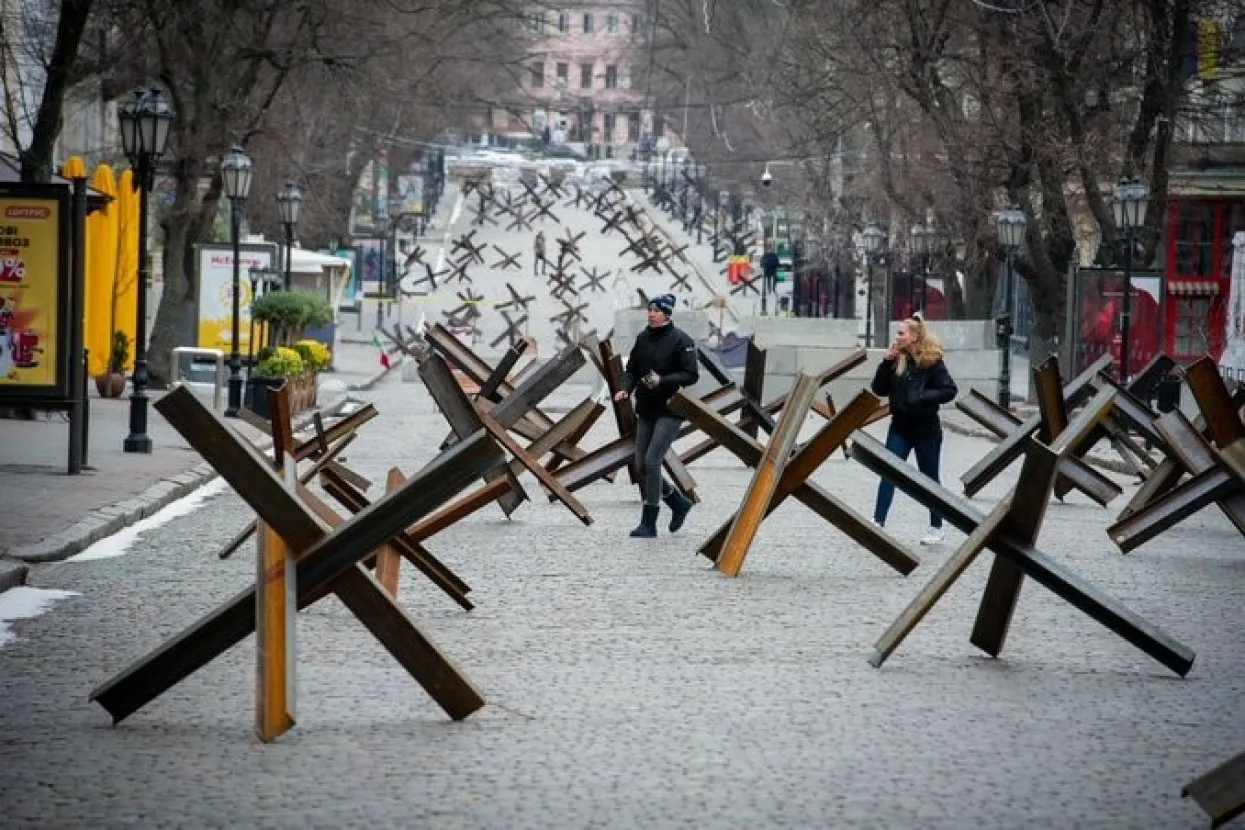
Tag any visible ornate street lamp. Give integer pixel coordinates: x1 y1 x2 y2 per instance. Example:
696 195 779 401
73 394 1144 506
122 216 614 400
1111 177 1149 383
276 180 303 291
220 144 254 417
861 221 885 347
119 86 174 454
994 206 1028 409
910 221 935 315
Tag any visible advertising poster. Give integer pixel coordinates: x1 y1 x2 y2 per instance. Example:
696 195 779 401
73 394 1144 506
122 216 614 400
396 174 424 216
195 244 276 351
1220 231 1245 384
354 239 384 295
0 191 67 395
1073 267 1163 375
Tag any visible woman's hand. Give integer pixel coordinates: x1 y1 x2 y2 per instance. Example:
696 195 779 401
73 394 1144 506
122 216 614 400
885 340 900 361
614 390 629 402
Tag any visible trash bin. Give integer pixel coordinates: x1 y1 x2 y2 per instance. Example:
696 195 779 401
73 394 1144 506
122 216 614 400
1155 374 1181 413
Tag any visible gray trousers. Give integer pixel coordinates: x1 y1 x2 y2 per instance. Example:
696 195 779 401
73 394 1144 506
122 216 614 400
634 415 681 506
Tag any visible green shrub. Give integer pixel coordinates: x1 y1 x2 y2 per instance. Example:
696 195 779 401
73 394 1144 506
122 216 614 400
251 291 333 345
255 345 304 378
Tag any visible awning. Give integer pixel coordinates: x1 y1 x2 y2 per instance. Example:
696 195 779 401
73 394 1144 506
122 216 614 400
1166 280 1221 295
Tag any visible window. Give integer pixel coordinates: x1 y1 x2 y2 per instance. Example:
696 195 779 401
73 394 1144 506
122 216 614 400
557 11 569 33
556 63 568 88
580 63 593 89
604 113 616 140
605 65 617 89
582 12 593 33
606 13 618 33
627 113 639 140
632 14 643 33
530 11 545 32
1173 298 1213 359
1174 202 1215 278
530 62 544 87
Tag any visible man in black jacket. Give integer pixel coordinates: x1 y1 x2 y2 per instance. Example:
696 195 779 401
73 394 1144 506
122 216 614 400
615 293 699 537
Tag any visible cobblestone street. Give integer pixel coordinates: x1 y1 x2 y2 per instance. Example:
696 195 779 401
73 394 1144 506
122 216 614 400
1 367 1241 828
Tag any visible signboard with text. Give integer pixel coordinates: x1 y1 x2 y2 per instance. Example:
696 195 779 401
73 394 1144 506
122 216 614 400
195 243 277 351
0 184 71 403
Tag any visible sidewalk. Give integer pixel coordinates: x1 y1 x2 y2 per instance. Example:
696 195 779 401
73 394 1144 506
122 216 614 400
0 336 400 592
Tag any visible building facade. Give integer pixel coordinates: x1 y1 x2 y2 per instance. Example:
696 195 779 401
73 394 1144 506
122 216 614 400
498 3 653 154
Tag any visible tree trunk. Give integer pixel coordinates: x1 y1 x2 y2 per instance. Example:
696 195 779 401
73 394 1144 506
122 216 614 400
147 158 215 387
19 0 93 183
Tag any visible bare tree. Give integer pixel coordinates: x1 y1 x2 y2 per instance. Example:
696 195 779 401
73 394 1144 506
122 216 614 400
0 0 96 181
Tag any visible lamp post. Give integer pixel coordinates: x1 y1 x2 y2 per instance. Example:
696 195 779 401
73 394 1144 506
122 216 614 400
693 162 706 244
118 87 174 454
220 144 254 417
245 265 277 405
1111 177 1149 383
910 222 934 316
861 221 884 347
276 180 303 291
994 206 1028 410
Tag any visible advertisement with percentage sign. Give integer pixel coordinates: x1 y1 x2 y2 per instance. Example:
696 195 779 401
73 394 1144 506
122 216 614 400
0 188 69 399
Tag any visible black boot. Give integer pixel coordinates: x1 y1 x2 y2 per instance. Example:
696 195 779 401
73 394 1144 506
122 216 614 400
663 490 693 532
629 504 660 538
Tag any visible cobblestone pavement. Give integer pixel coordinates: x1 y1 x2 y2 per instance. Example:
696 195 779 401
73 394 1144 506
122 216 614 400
400 170 719 359
1 368 1241 828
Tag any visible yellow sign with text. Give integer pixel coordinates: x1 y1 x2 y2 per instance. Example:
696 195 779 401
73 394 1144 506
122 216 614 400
0 197 61 387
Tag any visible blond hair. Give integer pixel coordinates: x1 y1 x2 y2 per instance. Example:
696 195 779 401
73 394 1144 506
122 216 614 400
896 313 944 373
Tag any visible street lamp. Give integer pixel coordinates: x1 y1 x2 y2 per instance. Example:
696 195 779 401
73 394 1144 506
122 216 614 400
220 143 253 417
861 221 885 347
276 180 303 291
1111 177 1149 383
245 265 278 406
994 205 1028 410
910 222 934 315
693 161 706 244
118 86 174 454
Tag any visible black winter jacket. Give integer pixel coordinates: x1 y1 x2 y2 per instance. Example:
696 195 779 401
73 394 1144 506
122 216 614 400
871 355 958 438
620 322 700 421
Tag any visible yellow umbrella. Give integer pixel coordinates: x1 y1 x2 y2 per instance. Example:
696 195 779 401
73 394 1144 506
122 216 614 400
85 164 118 376
113 169 139 371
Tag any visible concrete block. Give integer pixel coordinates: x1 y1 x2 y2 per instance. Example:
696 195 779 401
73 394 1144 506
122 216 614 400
400 360 421 382
747 316 859 348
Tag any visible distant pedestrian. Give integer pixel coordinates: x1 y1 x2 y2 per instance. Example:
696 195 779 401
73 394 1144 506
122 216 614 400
614 293 699 538
534 230 547 276
870 313 958 544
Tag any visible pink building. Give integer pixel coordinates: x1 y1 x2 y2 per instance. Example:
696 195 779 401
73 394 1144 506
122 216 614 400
492 3 653 155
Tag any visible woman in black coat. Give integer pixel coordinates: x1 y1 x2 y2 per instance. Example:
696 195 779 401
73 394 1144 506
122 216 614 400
870 314 958 544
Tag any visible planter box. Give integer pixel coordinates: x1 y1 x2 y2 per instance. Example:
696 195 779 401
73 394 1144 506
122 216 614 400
246 376 286 419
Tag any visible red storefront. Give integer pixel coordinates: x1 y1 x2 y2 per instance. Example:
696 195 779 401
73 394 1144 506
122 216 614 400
1163 145 1245 364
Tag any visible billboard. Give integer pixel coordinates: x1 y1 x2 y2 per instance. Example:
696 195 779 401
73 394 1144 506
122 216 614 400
1221 231 1245 384
195 243 277 351
1072 267 1163 376
0 185 71 402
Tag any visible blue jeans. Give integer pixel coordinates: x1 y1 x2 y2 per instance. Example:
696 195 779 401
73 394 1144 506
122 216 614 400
873 429 943 528
634 416 681 506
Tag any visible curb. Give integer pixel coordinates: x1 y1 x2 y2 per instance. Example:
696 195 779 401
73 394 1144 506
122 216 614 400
346 355 403 392
0 559 28 592
3 395 351 567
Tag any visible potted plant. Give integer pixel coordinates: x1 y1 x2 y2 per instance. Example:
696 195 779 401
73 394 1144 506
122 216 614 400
246 346 304 418
292 338 332 410
250 291 333 347
94 330 130 398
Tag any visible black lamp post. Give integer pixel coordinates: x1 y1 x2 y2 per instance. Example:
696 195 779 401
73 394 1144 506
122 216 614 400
861 221 884 347
276 180 303 291
118 87 174 454
994 205 1027 410
220 144 254 418
910 221 934 316
1111 177 1149 383
245 265 277 404
693 162 706 244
